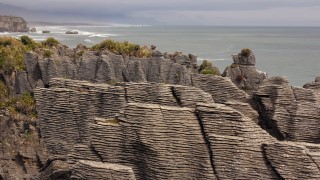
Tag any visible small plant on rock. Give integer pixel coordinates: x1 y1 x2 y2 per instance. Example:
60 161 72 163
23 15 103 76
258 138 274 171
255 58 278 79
43 49 53 58
198 60 220 75
42 37 60 47
241 48 252 57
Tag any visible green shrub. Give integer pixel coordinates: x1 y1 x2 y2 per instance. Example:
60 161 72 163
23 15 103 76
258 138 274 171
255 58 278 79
201 69 218 75
20 35 33 45
77 50 84 57
198 60 220 75
1 92 37 120
91 39 152 58
241 48 252 57
42 37 60 47
0 37 27 73
43 49 53 58
20 35 39 50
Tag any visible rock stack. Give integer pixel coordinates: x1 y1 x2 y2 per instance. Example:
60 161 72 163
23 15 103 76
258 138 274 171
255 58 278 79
222 49 267 92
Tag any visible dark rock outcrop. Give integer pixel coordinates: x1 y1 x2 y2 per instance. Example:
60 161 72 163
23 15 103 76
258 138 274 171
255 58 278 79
222 50 267 92
0 16 28 32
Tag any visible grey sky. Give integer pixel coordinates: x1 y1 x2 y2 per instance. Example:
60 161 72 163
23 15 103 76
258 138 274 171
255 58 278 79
1 0 320 26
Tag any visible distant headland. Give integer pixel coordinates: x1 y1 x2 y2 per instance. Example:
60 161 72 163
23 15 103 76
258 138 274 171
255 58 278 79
0 15 29 32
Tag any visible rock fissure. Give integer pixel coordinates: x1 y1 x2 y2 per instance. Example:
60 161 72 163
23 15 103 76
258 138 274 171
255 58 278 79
170 86 182 106
195 111 219 179
261 144 284 180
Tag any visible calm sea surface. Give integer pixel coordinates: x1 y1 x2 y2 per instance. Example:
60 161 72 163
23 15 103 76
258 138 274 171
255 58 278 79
2 25 320 86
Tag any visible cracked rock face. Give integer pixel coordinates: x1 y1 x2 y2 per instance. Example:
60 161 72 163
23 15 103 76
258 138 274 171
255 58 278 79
31 78 320 179
254 76 320 143
2 45 320 179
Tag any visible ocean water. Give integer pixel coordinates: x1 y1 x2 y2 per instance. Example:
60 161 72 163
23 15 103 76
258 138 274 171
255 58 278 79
1 25 320 86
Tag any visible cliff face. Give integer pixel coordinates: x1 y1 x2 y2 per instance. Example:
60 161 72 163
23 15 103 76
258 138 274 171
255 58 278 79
0 16 29 32
1 43 320 179
33 78 320 179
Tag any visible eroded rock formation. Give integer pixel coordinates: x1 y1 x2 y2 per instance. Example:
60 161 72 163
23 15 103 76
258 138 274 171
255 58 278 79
1 43 320 179
0 16 29 32
222 50 267 92
33 77 320 179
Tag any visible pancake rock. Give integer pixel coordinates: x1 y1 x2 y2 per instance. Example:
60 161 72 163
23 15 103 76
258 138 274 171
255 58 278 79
222 49 267 92
31 78 320 179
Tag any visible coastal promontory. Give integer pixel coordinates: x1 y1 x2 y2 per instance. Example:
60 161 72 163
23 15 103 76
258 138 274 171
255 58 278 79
0 16 29 32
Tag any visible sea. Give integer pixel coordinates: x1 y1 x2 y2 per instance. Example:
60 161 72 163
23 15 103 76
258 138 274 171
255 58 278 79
1 25 320 87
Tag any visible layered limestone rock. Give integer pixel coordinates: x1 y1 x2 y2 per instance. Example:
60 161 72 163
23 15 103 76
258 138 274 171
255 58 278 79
3 40 320 179
303 76 320 90
222 49 267 92
0 16 28 32
32 78 320 179
254 76 320 143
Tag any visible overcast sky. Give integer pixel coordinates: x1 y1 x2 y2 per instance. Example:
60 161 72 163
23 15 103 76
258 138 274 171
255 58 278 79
1 0 320 26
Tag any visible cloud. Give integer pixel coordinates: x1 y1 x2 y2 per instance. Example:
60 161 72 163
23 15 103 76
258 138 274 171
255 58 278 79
0 0 320 25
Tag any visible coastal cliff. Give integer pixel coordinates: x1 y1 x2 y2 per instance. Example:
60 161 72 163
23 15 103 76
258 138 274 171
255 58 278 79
0 16 29 32
1 36 320 179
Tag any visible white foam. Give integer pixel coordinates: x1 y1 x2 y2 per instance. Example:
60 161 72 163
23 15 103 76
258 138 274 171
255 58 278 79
84 39 95 44
198 57 226 61
0 32 10 35
88 33 118 38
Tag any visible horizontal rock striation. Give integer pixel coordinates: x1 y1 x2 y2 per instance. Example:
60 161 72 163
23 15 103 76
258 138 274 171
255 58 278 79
222 50 267 92
3 41 320 179
33 78 320 179
254 77 320 143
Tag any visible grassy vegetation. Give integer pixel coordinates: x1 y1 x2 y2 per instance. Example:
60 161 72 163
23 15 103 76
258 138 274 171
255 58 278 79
43 49 53 58
41 37 60 47
91 39 152 58
0 92 37 121
198 60 220 76
0 37 29 73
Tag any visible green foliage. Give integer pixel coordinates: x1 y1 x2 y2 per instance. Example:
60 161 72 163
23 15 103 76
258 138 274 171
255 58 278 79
77 50 84 57
20 35 39 50
0 36 28 73
42 37 60 47
198 60 220 75
201 69 218 75
0 92 37 121
241 48 252 57
43 49 53 58
91 39 152 58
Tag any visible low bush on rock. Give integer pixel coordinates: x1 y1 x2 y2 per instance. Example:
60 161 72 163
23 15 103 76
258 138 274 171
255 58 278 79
91 39 152 58
241 48 252 57
198 60 220 75
0 36 28 73
0 92 37 121
42 37 60 47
